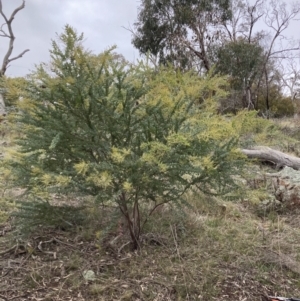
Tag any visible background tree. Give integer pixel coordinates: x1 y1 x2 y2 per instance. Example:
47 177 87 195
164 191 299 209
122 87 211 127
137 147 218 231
215 0 300 114
132 0 231 73
255 0 300 116
213 39 265 110
7 25 247 249
274 57 300 117
132 0 300 115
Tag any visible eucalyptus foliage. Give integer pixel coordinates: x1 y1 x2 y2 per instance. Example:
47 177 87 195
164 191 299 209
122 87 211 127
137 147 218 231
133 0 231 71
7 26 246 248
213 40 265 91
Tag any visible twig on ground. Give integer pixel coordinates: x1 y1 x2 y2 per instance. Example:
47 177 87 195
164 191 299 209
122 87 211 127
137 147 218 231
118 241 131 255
0 244 17 255
37 239 56 258
0 293 8 301
52 237 75 248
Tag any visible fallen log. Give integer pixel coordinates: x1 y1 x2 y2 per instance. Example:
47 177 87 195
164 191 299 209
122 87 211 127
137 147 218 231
241 146 300 170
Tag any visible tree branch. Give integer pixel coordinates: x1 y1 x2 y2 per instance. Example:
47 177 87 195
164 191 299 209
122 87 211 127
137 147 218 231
0 0 29 76
270 47 300 57
241 146 300 170
8 48 29 63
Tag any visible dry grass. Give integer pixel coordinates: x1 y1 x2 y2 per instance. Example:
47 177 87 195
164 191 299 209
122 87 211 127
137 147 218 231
270 117 300 156
1 192 300 300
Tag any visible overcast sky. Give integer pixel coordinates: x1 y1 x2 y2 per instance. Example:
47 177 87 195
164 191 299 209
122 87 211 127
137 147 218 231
0 0 140 77
0 0 299 78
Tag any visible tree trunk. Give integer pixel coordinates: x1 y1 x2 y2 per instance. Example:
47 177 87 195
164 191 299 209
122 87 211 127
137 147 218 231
241 146 300 170
0 93 5 116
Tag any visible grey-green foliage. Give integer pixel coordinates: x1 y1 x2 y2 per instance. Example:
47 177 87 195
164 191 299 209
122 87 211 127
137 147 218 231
7 25 245 249
13 200 86 234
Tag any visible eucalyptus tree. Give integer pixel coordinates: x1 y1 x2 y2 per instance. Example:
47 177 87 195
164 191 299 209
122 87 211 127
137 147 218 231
132 0 232 73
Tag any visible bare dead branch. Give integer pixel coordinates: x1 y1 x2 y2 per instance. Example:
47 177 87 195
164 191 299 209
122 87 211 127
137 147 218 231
246 0 265 43
221 0 265 43
7 48 29 63
0 0 29 76
270 47 300 56
0 0 25 23
0 22 9 37
241 146 300 170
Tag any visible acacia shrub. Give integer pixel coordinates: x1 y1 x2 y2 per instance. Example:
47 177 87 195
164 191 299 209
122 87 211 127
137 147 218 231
6 26 247 249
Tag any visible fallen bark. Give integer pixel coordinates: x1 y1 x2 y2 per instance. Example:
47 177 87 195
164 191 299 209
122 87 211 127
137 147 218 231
241 146 300 170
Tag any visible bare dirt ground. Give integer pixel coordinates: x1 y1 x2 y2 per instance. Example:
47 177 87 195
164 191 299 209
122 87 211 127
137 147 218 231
1 199 300 301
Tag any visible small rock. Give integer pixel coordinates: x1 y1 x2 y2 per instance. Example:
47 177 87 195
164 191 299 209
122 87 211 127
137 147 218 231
83 270 96 281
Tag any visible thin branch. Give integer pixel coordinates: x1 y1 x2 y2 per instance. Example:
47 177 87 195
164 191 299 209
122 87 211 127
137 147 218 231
270 47 300 56
0 244 17 255
8 48 29 63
